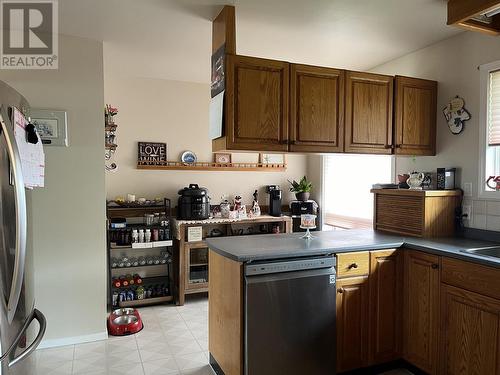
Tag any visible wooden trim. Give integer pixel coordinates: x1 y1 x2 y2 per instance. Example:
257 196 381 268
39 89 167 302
212 5 236 54
447 0 500 24
137 161 286 172
208 250 243 375
370 189 462 197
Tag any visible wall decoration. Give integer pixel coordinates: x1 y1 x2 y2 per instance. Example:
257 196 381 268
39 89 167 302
211 44 225 98
214 153 231 164
442 96 471 135
137 142 167 165
260 153 285 165
180 150 197 165
31 109 68 146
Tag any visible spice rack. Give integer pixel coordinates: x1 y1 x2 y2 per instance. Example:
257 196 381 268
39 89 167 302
137 160 286 172
106 200 173 308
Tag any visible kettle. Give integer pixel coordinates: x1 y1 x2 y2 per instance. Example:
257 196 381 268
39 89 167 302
407 172 425 190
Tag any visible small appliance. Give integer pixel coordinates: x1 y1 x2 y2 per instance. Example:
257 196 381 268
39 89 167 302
177 184 210 220
290 200 319 232
437 168 456 190
107 308 143 336
266 185 282 217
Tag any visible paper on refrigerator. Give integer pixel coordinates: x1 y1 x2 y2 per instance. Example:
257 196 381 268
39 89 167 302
12 108 45 188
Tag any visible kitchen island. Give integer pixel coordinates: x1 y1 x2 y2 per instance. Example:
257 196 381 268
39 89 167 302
206 229 500 375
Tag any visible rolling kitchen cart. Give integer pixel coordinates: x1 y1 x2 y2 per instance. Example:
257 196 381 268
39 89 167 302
172 215 292 305
106 199 173 308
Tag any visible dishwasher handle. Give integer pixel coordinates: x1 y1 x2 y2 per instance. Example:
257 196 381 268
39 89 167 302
245 266 336 285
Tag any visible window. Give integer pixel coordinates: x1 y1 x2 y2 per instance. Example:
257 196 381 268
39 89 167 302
322 154 393 230
480 61 500 198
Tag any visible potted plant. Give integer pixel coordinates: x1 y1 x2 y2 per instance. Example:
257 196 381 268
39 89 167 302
288 176 313 201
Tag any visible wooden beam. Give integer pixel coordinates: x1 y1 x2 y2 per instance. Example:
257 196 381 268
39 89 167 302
447 0 500 25
212 5 236 54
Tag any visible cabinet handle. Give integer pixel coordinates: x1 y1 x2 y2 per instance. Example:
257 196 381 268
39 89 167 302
337 288 344 294
431 263 439 269
395 144 402 148
348 263 358 269
384 144 394 149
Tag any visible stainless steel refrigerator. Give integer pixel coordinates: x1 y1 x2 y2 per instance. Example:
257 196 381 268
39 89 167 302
0 80 46 375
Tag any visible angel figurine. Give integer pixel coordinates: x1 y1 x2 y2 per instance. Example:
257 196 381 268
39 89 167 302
251 190 261 217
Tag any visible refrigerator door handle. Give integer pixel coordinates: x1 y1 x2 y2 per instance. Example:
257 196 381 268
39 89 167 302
0 106 27 324
0 309 46 367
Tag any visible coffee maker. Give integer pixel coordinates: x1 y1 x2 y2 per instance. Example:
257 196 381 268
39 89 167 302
266 185 282 217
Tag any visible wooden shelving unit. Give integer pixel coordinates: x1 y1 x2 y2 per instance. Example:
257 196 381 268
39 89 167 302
106 200 173 309
137 161 286 172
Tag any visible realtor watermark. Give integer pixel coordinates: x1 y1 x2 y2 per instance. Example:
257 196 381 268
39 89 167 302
0 0 58 69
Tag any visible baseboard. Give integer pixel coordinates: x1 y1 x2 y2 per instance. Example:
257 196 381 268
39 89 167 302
38 331 108 349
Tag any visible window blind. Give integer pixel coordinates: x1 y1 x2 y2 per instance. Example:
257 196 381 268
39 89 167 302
488 69 500 146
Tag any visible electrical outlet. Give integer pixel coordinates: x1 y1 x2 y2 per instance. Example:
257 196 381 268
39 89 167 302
462 205 472 222
463 182 473 197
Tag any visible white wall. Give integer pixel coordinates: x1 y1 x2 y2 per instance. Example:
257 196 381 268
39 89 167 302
104 75 308 207
0 34 107 346
371 31 500 230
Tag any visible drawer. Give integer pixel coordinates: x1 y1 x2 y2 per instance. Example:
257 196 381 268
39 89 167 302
336 252 370 278
441 257 500 300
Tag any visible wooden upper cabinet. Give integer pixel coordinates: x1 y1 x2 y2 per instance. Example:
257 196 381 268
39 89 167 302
394 76 437 156
440 284 500 375
345 71 394 154
290 64 344 152
403 250 440 374
224 54 289 151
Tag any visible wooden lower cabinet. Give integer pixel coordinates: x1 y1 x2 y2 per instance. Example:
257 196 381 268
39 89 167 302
403 250 440 374
336 275 370 372
440 284 500 375
369 249 402 364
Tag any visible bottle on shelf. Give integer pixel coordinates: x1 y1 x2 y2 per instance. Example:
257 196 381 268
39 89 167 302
134 274 143 285
112 277 121 288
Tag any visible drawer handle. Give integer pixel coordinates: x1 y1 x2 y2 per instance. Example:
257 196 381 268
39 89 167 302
431 263 439 269
337 288 344 294
348 263 358 269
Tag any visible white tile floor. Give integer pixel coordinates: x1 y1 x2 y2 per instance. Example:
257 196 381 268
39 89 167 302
35 296 412 375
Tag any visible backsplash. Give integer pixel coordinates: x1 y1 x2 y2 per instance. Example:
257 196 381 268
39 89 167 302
463 199 500 231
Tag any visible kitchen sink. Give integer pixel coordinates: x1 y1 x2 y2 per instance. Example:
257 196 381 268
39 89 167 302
462 247 500 259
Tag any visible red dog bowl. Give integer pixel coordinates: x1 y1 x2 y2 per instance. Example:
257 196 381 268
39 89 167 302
107 308 143 336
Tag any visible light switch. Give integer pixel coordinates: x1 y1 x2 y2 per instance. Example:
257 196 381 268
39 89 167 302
463 182 473 197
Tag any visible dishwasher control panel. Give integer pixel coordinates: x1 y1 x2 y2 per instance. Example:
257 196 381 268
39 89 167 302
245 256 336 276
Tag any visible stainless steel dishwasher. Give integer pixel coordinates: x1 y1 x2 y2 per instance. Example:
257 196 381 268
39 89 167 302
245 255 336 375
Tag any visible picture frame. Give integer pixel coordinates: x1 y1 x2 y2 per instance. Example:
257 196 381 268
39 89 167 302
31 109 68 146
138 142 167 165
260 153 285 165
214 152 231 164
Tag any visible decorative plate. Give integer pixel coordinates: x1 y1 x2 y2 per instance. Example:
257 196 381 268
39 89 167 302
181 150 197 165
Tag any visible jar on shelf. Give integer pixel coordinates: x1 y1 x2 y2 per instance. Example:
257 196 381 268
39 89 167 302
144 214 154 226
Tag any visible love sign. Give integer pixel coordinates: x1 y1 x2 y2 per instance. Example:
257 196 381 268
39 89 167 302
138 142 167 165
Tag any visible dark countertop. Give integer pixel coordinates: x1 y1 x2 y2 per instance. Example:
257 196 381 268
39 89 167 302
205 229 500 268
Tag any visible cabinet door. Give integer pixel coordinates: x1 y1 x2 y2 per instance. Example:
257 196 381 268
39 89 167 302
289 64 344 152
394 76 437 156
369 249 402 364
441 285 500 375
403 250 440 374
336 276 370 372
345 71 394 154
225 54 289 151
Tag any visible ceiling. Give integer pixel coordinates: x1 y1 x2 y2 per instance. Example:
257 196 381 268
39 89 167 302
59 0 461 83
